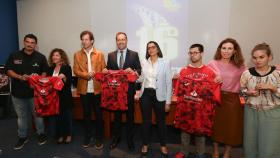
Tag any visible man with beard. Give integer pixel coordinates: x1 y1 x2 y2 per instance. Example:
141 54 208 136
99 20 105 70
6 34 48 150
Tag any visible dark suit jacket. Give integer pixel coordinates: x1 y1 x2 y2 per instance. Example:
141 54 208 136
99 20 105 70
48 64 74 107
106 49 141 94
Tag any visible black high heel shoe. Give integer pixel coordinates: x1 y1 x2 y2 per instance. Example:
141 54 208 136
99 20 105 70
160 146 168 158
64 136 72 144
57 137 64 144
160 151 168 158
140 145 149 157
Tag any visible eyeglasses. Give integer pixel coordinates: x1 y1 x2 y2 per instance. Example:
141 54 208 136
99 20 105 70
188 51 201 55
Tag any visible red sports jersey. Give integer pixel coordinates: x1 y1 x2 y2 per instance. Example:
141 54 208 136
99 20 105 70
174 65 220 136
95 70 137 111
28 76 64 116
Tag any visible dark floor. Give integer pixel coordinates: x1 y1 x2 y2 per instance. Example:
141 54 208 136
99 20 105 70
0 95 244 158
0 117 244 158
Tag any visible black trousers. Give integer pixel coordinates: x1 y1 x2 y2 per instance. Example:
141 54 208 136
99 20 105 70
140 88 167 146
112 92 135 140
47 105 72 138
56 105 73 137
80 93 103 141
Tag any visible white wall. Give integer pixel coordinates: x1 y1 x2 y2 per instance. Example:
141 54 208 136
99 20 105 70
229 0 280 66
17 0 92 66
17 0 280 67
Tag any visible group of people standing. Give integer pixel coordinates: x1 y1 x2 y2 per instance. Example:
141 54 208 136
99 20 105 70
5 30 280 158
6 34 74 150
174 39 280 158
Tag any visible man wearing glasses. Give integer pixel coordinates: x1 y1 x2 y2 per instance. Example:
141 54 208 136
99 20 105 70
174 44 220 158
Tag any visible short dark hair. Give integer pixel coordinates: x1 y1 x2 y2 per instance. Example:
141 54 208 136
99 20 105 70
145 41 163 59
80 30 94 41
116 32 127 40
24 34 37 43
189 43 204 52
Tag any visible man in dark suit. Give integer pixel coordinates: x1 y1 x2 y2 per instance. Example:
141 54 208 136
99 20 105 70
103 32 141 151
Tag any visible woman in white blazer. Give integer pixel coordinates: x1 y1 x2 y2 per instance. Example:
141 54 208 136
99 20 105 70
138 41 172 158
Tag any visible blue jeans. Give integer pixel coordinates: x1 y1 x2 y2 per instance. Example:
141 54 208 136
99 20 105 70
12 96 45 138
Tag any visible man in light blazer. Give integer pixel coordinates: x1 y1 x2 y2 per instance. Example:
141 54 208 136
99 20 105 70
103 32 141 151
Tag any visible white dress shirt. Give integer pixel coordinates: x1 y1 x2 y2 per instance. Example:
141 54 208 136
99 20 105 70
144 58 158 89
84 47 94 93
52 69 59 77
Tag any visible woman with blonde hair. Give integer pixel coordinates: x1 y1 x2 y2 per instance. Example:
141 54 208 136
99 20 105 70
240 43 280 158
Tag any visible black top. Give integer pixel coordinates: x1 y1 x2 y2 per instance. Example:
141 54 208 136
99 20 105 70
48 65 74 108
248 66 276 77
106 49 142 94
5 49 48 98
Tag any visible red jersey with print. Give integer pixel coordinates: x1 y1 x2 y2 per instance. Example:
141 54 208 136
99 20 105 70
95 70 137 111
174 65 220 136
28 76 64 116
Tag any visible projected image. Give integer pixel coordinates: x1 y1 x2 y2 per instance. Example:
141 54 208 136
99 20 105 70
17 0 232 68
126 0 188 65
134 6 178 60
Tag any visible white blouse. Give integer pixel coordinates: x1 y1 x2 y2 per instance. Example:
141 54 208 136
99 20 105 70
240 67 280 110
143 58 158 89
